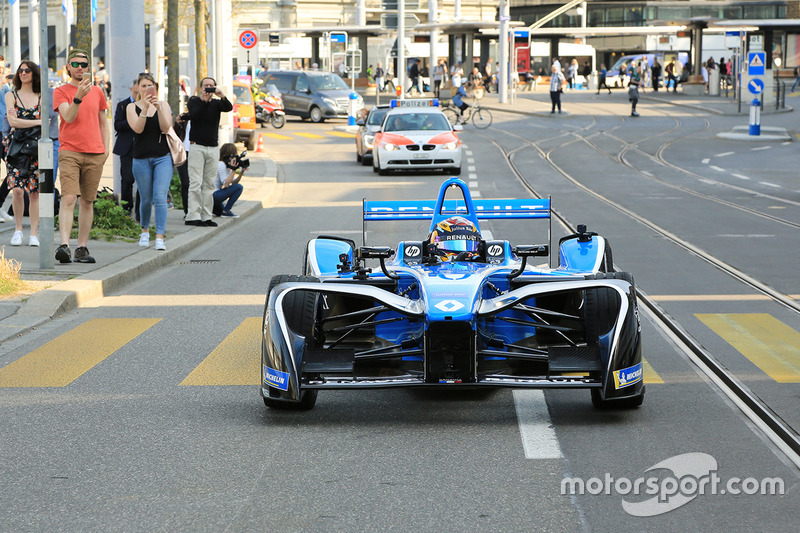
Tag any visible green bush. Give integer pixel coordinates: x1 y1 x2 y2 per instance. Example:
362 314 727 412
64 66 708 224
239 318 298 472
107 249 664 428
56 190 143 242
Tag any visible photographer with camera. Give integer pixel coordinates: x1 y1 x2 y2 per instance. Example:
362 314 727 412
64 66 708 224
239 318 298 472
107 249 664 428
185 76 232 227
213 143 245 218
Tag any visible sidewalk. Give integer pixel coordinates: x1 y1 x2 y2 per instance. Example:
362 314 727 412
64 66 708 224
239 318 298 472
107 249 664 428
0 150 278 344
363 84 794 117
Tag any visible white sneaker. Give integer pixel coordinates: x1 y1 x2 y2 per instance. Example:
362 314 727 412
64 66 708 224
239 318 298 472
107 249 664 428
0 211 12 222
138 233 150 247
10 231 22 246
28 235 39 247
155 238 166 251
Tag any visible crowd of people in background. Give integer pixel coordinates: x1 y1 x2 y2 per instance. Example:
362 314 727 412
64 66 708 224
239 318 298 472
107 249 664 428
0 47 241 263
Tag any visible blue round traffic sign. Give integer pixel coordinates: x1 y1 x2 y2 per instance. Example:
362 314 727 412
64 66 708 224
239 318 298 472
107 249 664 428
239 30 258 49
748 78 764 95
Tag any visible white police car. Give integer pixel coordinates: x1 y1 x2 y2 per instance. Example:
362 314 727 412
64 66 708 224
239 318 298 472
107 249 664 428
372 99 462 176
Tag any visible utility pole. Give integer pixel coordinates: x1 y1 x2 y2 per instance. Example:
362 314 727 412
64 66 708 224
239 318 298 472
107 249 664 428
498 0 509 103
398 0 405 98
37 0 53 268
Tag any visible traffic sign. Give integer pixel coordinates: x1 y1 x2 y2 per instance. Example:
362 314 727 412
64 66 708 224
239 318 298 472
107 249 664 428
239 29 258 50
748 51 765 76
330 33 346 43
748 78 764 95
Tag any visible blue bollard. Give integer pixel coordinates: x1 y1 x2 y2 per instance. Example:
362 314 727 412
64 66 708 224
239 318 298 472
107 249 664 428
348 92 358 126
749 97 761 136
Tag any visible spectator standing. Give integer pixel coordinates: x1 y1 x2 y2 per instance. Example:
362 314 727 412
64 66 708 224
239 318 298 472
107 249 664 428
651 60 662 92
628 75 641 117
126 73 173 251
468 66 483 88
597 64 612 94
408 59 421 95
552 57 562 73
173 113 191 218
185 76 232 227
483 58 493 93
665 60 678 92
567 59 579 89
4 60 43 246
374 62 385 93
113 78 138 217
432 59 446 97
213 143 245 218
53 48 110 264
450 61 464 88
792 64 800 92
0 57 14 223
549 65 566 113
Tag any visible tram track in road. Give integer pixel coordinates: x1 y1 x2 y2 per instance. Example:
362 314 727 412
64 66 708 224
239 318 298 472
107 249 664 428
472 116 800 470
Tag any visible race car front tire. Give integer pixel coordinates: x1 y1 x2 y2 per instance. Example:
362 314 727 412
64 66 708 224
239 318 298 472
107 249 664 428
263 275 320 410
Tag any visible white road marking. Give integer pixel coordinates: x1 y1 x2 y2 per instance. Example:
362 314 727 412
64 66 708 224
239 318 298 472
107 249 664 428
715 151 735 157
701 158 710 164
641 170 653 177
467 157 475 163
759 181 781 188
513 390 563 459
782 142 791 145
751 146 771 151
732 173 751 180
469 173 478 180
468 165 476 171
709 165 725 172
472 191 481 197
469 180 479 187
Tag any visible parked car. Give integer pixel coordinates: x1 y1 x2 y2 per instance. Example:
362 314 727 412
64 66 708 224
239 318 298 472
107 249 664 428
257 69 363 123
232 80 257 150
355 104 390 165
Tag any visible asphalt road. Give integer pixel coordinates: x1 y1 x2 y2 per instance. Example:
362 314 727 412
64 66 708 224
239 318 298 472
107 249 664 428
0 103 798 531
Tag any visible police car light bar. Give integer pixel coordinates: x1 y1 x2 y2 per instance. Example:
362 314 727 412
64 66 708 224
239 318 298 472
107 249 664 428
390 99 440 108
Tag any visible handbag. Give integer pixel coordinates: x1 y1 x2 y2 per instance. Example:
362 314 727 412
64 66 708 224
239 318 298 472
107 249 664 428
164 126 187 167
6 126 41 169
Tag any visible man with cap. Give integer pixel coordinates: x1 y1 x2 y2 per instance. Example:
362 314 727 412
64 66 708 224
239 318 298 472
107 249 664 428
52 48 110 263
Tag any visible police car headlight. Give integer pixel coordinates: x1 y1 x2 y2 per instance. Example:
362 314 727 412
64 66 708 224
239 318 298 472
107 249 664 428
442 141 458 150
384 143 398 151
364 134 375 148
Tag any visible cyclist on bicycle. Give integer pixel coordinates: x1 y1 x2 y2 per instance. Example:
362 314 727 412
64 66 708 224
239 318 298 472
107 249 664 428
452 81 471 123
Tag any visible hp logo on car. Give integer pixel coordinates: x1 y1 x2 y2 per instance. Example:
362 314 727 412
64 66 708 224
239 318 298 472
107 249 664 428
406 245 421 257
488 244 503 256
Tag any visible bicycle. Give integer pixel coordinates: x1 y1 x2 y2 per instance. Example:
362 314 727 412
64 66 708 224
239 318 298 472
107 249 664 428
442 97 493 129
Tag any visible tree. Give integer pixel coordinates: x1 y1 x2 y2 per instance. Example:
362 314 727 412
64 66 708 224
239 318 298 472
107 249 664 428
75 0 92 57
166 0 180 113
194 0 208 87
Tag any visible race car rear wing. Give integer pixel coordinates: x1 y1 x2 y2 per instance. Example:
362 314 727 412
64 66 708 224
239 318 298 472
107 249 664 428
362 198 551 221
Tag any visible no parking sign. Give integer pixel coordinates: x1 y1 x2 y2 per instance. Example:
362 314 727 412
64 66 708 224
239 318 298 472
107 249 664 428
238 29 258 66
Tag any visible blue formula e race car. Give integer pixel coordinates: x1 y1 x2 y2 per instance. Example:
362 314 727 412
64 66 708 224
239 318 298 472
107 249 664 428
261 178 644 410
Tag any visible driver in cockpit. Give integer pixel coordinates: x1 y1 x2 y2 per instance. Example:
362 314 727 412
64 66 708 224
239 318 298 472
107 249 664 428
429 216 483 261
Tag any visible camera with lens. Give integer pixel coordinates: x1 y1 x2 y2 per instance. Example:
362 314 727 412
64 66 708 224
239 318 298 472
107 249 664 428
224 150 250 170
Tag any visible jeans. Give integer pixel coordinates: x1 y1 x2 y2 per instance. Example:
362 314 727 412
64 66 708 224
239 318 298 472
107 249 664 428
212 183 243 215
133 153 173 235
550 91 562 112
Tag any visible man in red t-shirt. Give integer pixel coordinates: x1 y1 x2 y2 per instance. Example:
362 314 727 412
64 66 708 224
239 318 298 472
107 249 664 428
53 48 109 264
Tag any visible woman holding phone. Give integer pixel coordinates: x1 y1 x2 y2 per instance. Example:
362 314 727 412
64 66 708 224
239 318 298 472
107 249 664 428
126 73 173 250
4 60 42 246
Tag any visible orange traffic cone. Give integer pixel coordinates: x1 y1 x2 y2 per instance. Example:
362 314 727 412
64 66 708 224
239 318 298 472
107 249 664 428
255 134 265 153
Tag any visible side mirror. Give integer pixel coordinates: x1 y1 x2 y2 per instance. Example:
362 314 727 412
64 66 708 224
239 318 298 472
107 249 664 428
356 119 365 126
452 124 463 132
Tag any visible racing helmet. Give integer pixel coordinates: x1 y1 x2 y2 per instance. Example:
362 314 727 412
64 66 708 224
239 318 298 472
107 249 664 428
430 216 481 260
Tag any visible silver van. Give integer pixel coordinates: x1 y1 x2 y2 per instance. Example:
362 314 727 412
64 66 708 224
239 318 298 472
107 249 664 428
258 70 364 123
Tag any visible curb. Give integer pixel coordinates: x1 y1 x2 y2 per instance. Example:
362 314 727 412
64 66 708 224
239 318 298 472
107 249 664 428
0 176 278 344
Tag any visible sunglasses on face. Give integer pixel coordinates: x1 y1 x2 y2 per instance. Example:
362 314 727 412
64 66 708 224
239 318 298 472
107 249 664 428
70 61 89 69
18 68 32 74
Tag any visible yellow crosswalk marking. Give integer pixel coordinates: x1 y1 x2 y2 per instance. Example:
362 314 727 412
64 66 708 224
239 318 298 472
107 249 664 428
180 317 260 386
642 358 664 384
328 131 356 138
0 318 160 387
696 313 800 383
261 132 293 140
294 132 325 139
